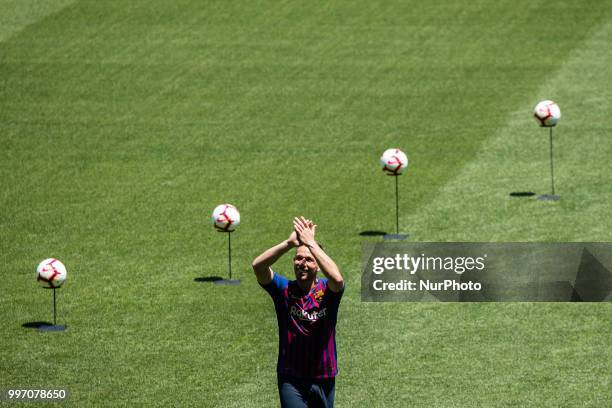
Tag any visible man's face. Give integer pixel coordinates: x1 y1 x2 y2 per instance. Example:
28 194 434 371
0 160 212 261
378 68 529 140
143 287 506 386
293 245 319 282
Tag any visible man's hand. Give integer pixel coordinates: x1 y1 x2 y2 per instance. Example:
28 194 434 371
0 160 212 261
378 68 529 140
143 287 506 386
293 216 316 247
287 229 300 248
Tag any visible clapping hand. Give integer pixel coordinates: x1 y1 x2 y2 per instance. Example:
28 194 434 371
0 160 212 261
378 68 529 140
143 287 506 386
293 216 317 248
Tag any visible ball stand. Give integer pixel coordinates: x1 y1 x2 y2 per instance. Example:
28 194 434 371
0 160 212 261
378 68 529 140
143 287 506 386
39 287 67 332
538 127 560 201
215 231 241 285
383 174 409 241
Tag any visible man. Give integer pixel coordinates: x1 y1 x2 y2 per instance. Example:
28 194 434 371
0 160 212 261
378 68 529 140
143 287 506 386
252 216 345 408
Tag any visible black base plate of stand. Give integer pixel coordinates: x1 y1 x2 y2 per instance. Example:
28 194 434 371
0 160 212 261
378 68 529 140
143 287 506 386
383 233 409 241
538 194 560 201
38 325 67 332
510 191 536 197
214 279 241 285
359 230 387 237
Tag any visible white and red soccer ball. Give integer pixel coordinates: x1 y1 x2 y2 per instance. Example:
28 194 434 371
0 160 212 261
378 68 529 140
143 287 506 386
212 204 241 232
380 148 408 175
533 100 561 127
36 258 67 288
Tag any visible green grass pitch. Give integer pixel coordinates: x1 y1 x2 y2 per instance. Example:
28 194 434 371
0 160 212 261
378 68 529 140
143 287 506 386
1 1 611 406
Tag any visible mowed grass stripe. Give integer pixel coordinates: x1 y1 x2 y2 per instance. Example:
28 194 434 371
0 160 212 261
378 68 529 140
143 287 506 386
0 0 76 42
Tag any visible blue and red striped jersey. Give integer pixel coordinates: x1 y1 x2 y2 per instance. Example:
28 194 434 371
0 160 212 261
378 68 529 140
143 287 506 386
260 272 344 379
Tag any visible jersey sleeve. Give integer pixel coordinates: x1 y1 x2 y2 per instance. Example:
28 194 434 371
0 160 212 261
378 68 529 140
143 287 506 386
324 279 345 304
259 271 289 299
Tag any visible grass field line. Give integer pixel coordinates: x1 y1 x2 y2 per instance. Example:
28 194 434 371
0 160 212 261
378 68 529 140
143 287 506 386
402 16 612 242
0 0 77 43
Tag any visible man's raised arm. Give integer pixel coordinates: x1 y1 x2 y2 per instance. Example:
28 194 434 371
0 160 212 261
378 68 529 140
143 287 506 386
251 230 299 284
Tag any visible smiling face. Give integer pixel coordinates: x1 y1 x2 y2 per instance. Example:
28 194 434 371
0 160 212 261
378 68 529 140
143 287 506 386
293 245 319 283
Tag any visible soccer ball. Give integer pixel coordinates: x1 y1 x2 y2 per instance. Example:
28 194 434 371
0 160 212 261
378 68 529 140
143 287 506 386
380 148 408 175
36 258 67 288
533 100 561 127
212 204 240 232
